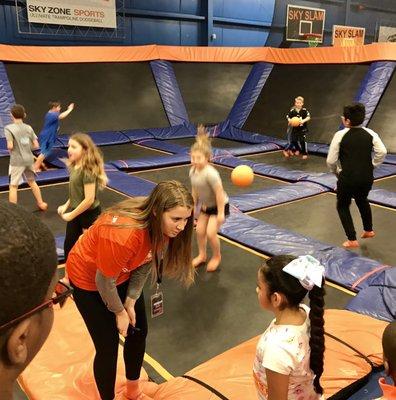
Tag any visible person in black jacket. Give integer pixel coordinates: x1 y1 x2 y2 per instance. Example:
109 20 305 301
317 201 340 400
327 103 387 248
284 96 311 159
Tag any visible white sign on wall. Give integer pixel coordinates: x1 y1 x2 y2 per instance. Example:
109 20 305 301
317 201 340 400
378 25 396 42
26 0 117 29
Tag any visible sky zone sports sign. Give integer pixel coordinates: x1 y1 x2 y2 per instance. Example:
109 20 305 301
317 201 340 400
26 0 116 29
286 4 325 43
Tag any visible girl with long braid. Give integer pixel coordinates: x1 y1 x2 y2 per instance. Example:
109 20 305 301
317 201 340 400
254 255 325 400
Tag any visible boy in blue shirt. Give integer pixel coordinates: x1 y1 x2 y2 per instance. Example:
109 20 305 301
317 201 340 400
34 101 74 171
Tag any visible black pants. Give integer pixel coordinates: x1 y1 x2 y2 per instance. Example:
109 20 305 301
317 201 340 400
71 280 148 400
64 206 101 261
336 181 373 241
286 133 307 155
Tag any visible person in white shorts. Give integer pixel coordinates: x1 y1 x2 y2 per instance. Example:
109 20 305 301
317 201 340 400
5 104 47 210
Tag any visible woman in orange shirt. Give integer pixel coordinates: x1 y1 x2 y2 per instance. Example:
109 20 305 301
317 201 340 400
66 181 194 400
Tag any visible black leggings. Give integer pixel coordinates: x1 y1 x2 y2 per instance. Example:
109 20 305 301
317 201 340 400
64 206 101 261
71 280 148 400
336 181 373 241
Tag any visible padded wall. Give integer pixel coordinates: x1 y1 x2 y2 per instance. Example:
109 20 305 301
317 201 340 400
5 62 168 134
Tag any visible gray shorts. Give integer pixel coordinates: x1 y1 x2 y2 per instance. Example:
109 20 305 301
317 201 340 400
9 165 35 186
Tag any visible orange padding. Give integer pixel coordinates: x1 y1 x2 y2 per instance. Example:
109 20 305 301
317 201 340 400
19 305 387 400
18 300 150 400
155 309 387 399
1 42 395 64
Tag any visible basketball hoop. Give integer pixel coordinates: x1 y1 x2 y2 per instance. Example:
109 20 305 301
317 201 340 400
302 33 322 47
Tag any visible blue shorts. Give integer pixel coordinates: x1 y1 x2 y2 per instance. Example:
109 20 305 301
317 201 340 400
39 136 56 158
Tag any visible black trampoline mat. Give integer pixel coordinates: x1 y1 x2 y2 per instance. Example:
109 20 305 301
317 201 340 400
243 63 368 144
242 151 329 173
0 156 9 177
250 193 396 266
172 62 252 125
0 183 126 237
374 176 396 192
5 62 168 133
100 143 166 162
132 164 286 196
166 137 248 149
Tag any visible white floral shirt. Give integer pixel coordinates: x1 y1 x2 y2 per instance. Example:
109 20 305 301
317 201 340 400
253 304 322 400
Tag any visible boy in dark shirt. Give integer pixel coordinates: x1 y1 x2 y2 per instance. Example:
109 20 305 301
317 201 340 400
327 103 387 248
284 96 311 159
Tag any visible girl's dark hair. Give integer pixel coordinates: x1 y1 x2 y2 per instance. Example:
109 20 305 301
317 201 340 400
259 255 325 395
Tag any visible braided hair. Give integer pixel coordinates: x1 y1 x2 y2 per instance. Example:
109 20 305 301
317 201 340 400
259 255 325 395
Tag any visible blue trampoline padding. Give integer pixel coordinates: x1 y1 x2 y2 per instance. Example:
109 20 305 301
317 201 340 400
214 155 309 182
55 235 65 262
227 63 274 128
302 164 396 191
220 212 387 291
121 129 154 142
110 153 190 171
34 168 70 184
0 137 9 156
57 130 130 147
217 122 288 146
300 173 337 190
106 170 155 197
145 123 196 140
0 168 70 190
150 60 189 126
307 142 330 155
347 370 388 400
368 188 396 208
0 175 8 189
135 139 188 154
229 182 328 213
212 142 281 158
346 268 396 322
384 153 396 165
355 61 396 126
374 163 396 179
0 62 15 137
43 148 68 168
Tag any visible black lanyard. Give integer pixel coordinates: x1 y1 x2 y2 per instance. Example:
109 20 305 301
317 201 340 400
155 253 164 288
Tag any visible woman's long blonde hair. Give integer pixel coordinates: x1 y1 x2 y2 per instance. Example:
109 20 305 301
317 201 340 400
191 124 212 160
105 181 195 287
67 133 108 189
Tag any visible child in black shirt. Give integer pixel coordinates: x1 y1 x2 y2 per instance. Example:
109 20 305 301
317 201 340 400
284 96 311 159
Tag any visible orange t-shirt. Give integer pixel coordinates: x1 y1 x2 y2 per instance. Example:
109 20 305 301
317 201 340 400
66 213 152 291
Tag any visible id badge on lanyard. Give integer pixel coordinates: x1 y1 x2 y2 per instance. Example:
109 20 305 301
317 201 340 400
151 283 164 318
151 253 164 318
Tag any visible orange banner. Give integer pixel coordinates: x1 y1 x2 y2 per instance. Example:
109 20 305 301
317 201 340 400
332 25 366 47
0 42 395 64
